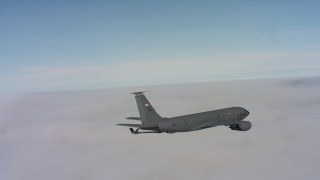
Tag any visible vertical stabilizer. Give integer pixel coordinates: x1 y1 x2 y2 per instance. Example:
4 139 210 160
132 92 162 124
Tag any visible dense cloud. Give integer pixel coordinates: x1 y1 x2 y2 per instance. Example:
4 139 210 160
1 77 320 180
284 76 320 87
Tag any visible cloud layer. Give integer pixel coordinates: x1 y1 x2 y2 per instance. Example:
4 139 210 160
1 77 320 180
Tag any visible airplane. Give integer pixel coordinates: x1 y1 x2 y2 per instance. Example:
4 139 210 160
117 92 251 134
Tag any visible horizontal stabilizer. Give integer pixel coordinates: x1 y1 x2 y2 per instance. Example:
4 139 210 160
126 117 141 120
129 128 160 134
117 123 141 127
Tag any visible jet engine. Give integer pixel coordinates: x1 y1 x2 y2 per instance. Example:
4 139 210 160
230 121 251 131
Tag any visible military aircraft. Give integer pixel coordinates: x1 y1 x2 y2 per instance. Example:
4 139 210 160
117 92 251 134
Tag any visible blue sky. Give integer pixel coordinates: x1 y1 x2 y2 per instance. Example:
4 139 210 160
1 0 320 93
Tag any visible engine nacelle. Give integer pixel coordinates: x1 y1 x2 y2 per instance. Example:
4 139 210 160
230 121 251 131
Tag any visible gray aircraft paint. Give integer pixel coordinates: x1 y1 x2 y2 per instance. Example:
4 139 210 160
134 92 162 123
118 92 251 133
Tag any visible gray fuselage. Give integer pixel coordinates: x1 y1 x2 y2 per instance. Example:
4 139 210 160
141 107 249 133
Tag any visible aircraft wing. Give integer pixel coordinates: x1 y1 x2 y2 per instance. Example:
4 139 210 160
117 123 141 127
126 117 141 120
193 121 216 130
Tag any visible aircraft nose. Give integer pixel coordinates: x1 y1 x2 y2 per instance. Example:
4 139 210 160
245 109 250 116
241 108 249 116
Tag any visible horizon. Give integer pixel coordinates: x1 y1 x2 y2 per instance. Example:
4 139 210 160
1 1 320 93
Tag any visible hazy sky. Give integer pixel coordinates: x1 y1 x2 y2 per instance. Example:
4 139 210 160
1 1 320 92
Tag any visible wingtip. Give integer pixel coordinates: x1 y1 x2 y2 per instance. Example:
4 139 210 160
126 117 141 120
131 91 149 95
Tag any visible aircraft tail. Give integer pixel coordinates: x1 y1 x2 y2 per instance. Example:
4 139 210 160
132 92 162 124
